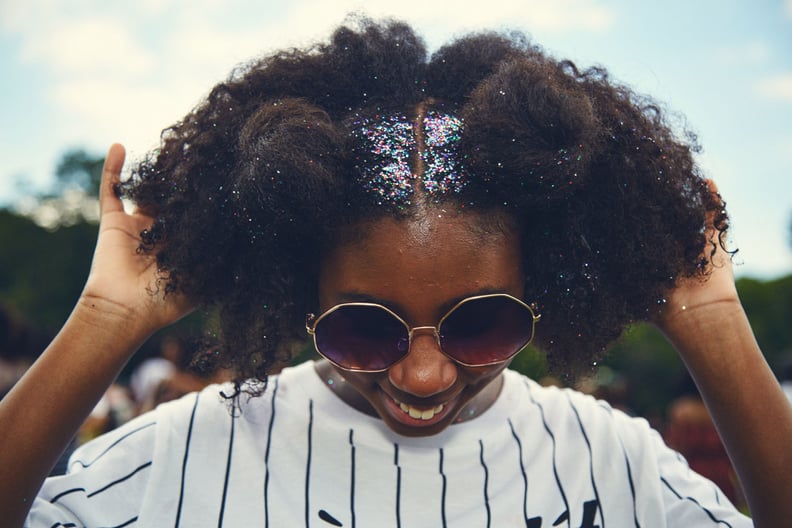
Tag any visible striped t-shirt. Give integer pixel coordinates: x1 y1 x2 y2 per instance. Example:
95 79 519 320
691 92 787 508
29 361 751 527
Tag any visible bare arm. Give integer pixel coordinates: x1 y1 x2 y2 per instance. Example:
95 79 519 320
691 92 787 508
0 145 192 527
654 183 792 526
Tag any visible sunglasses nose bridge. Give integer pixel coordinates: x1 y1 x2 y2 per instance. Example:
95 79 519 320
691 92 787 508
407 326 441 349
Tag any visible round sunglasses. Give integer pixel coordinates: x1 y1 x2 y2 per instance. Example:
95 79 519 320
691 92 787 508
306 293 541 372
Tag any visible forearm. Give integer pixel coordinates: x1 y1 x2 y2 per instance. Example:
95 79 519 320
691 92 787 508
658 300 792 526
0 296 152 527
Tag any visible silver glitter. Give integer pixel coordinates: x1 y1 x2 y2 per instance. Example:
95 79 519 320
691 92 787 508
352 114 415 205
422 111 467 196
351 111 468 205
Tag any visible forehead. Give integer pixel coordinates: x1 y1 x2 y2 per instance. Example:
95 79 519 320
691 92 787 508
319 211 523 313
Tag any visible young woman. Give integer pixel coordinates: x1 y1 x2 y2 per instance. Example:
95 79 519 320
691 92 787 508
2 18 790 527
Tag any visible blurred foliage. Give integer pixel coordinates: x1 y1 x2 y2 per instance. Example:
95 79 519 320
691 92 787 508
8 148 104 231
0 149 104 332
597 324 683 418
0 209 95 334
737 274 792 364
53 148 104 197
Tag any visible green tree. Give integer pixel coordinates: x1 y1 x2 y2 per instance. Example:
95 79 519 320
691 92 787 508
10 148 106 230
0 210 95 333
52 148 104 196
737 275 792 367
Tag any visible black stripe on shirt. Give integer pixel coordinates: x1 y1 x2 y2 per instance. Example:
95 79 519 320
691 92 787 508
50 462 152 504
318 510 343 526
479 439 491 528
49 487 85 504
394 443 402 528
439 448 448 528
175 392 200 527
599 399 640 526
87 461 152 498
264 377 279 528
567 395 604 528
660 477 734 527
49 523 77 528
69 421 156 469
99 516 138 528
619 438 641 527
349 428 357 528
508 418 530 525
525 382 570 527
305 399 314 528
217 409 236 527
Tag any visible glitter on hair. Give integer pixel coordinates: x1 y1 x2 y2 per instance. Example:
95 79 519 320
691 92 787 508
421 111 467 196
351 110 468 205
351 114 415 205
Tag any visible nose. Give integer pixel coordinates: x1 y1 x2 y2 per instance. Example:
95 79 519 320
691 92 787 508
388 328 457 397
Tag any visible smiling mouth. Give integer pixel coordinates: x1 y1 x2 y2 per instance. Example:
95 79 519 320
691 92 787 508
394 399 445 420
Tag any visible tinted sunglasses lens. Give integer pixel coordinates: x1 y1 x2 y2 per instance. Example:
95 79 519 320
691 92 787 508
439 296 535 365
314 305 409 371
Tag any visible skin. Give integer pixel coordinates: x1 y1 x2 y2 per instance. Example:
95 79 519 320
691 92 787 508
315 212 524 437
0 145 790 526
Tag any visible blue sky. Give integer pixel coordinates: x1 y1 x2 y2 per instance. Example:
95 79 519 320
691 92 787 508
1 0 790 278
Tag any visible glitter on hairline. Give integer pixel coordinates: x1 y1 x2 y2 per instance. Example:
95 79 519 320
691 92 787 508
351 111 467 206
421 111 467 196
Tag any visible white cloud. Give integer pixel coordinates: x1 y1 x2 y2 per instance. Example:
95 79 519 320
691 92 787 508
286 0 615 39
3 0 616 85
715 41 771 66
50 75 206 160
756 74 792 102
0 0 62 32
160 24 280 82
19 16 154 76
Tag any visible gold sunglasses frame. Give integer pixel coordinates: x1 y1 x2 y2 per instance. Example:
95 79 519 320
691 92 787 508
306 293 541 372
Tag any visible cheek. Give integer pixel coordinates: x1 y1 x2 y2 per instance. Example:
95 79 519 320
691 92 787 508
459 361 512 386
342 371 380 390
334 369 387 405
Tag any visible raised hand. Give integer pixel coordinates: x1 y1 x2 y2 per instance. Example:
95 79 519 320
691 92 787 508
0 144 193 526
656 180 739 330
653 179 792 526
80 143 193 339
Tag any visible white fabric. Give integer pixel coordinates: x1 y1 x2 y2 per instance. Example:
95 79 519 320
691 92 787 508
781 381 792 404
129 357 176 404
28 361 752 527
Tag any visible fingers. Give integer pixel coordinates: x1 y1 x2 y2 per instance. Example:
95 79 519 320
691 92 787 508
702 179 732 271
99 143 126 216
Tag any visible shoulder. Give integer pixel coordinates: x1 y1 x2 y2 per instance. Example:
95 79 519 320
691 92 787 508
503 368 636 428
502 369 752 526
504 369 675 464
28 368 301 527
28 411 160 527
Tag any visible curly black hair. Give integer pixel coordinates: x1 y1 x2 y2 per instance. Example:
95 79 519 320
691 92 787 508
120 17 727 394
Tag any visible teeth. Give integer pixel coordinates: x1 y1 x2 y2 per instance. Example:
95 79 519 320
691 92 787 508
398 401 445 420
